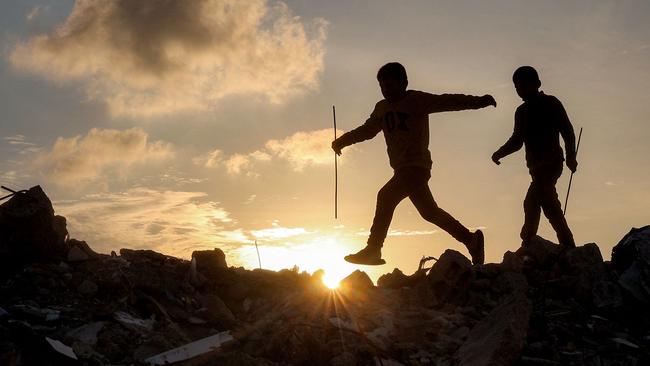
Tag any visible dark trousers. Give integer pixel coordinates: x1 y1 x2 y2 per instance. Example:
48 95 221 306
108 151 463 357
367 167 473 248
520 164 575 246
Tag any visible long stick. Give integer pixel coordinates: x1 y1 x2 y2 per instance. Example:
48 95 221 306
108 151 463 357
333 105 338 219
254 240 262 269
563 127 583 216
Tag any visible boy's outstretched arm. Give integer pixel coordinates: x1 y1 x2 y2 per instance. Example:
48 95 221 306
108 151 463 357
555 99 577 172
492 111 524 165
418 92 496 114
332 115 382 155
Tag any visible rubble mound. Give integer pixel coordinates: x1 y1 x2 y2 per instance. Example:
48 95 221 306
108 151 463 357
1 187 649 365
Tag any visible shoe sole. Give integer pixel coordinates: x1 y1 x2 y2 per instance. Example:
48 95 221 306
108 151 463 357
344 255 386 265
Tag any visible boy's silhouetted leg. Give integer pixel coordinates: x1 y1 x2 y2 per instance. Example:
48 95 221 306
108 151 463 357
520 164 575 247
346 167 484 265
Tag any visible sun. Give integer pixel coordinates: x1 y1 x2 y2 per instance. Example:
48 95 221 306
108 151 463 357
322 272 341 289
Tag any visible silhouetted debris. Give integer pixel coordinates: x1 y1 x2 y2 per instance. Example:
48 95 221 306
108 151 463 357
612 226 650 304
340 270 374 291
0 186 68 278
1 187 650 365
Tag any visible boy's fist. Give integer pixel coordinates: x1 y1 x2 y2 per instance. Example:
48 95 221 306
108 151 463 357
332 140 343 156
482 95 497 107
491 152 501 165
566 157 578 172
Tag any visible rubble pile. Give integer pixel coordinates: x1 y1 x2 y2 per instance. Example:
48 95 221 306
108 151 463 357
1 186 649 366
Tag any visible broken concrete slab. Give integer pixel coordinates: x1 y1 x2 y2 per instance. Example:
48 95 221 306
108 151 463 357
45 337 77 360
113 311 155 332
66 322 105 346
144 331 234 365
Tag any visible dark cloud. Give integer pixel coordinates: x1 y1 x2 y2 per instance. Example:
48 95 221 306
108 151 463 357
10 0 327 117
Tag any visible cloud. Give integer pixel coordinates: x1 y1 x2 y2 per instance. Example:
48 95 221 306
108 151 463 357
26 6 47 21
195 128 342 176
55 188 247 258
33 128 173 186
250 226 309 240
9 0 327 117
193 149 223 168
265 129 341 171
4 135 36 147
355 229 440 237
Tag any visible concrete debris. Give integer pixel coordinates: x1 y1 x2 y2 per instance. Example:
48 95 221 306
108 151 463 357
45 337 77 360
457 293 532 366
340 269 375 290
1 187 649 365
12 304 60 321
145 331 234 365
427 249 473 305
113 311 155 332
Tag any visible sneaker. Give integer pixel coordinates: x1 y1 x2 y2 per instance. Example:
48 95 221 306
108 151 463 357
344 245 386 265
466 230 485 265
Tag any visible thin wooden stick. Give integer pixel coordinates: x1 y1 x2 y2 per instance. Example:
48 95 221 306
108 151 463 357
563 127 583 216
255 240 262 269
333 105 338 219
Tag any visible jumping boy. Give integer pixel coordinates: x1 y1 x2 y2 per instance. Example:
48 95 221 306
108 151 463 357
492 66 577 248
331 62 496 265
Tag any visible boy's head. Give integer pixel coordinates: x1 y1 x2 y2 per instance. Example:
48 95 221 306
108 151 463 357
512 66 541 100
377 62 408 102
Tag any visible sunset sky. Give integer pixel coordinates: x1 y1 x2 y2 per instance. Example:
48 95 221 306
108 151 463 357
2 0 649 284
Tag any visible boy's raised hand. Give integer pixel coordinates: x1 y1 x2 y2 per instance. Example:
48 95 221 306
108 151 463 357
491 152 501 165
332 140 343 156
482 95 497 108
566 157 578 173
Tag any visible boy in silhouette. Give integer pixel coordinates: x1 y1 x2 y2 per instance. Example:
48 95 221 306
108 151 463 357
332 62 496 265
492 66 577 248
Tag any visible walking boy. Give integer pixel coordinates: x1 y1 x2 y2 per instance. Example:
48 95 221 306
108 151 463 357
332 62 495 265
492 66 577 248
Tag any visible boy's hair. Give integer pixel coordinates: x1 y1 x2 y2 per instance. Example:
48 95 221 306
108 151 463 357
377 62 408 81
513 66 539 83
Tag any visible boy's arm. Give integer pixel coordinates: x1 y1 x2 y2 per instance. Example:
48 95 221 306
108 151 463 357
418 92 496 114
332 115 382 155
556 99 577 172
492 110 524 164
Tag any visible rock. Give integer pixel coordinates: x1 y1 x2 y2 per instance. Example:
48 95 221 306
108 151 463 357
67 246 89 262
591 280 623 309
66 322 105 346
377 268 410 288
515 236 560 268
192 248 228 276
427 249 473 305
119 248 168 262
0 186 69 277
330 351 357 365
67 239 99 262
618 261 650 303
611 226 650 303
502 251 523 273
77 279 98 296
611 225 650 271
340 270 374 290
560 243 604 272
558 243 606 303
196 294 236 327
457 293 532 366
